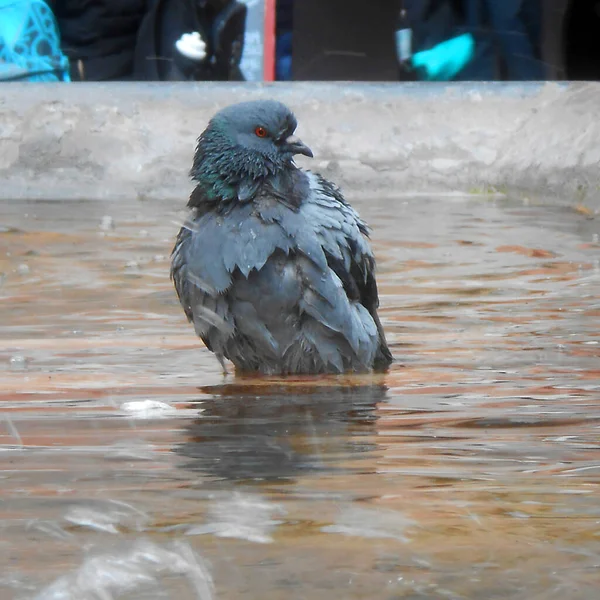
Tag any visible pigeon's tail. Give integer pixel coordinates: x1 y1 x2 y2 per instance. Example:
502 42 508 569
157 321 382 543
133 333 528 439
373 340 393 371
369 308 393 372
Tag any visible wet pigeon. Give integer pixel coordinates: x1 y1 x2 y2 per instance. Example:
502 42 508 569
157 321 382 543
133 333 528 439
171 100 392 375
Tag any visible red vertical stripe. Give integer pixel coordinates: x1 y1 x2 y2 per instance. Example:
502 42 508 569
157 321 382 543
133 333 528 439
263 0 276 81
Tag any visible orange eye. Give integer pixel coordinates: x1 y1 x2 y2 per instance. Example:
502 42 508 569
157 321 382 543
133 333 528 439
254 126 268 138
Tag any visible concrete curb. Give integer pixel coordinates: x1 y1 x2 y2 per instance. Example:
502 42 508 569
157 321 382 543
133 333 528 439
1 82 599 207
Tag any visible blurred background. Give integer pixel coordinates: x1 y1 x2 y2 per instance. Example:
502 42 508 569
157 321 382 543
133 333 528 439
1 0 599 83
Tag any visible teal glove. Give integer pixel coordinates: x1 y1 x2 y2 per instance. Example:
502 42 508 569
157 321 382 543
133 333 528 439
411 33 475 81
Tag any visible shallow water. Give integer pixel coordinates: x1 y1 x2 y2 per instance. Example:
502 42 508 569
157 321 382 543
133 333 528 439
1 195 599 600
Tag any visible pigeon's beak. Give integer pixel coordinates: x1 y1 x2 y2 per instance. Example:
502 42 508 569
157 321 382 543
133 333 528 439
282 135 313 158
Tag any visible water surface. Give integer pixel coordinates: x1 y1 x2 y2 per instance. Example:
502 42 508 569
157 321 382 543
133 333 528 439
1 195 599 599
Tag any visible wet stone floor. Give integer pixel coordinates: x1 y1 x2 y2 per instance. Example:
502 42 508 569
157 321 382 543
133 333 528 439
0 194 599 600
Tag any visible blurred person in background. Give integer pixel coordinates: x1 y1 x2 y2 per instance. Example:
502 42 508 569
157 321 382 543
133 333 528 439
465 0 545 80
0 0 70 81
398 0 477 81
51 0 247 81
134 0 247 80
51 0 146 81
398 0 545 81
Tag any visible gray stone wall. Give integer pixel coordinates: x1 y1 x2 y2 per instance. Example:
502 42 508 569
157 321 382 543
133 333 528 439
1 82 599 207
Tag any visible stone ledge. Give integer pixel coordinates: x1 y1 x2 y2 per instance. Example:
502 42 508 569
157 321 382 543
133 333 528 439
1 82 599 207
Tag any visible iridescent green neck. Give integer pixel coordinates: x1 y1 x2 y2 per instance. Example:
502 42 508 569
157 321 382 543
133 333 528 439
190 123 282 203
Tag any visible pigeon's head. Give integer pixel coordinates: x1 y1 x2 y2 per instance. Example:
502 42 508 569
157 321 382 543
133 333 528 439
191 100 313 199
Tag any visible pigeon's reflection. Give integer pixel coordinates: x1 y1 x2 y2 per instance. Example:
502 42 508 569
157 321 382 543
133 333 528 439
177 381 388 482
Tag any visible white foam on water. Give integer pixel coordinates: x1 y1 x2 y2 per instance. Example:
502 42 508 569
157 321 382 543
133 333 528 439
186 492 286 544
33 539 214 600
321 505 416 542
120 400 176 419
64 500 151 534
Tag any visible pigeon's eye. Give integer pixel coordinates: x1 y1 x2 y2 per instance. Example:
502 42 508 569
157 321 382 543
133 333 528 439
254 126 268 138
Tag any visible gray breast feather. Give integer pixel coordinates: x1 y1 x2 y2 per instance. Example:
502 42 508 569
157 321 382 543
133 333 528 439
183 202 293 294
182 182 369 296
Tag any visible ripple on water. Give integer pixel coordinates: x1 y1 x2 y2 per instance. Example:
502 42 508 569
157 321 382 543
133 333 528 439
0 196 599 599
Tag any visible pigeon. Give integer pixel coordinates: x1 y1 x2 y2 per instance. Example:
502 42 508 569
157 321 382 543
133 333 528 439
171 100 392 375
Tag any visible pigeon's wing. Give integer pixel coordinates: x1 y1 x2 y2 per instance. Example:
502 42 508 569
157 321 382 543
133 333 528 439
171 226 194 322
170 201 296 360
300 173 392 368
170 225 234 357
257 170 391 368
